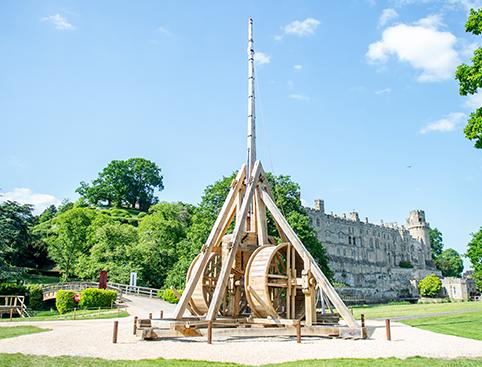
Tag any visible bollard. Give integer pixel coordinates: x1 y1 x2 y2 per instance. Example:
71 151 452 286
133 316 138 335
385 319 391 341
113 321 119 344
9 309 13 321
149 312 152 320
160 310 164 319
73 308 76 320
361 314 365 328
207 321 213 344
295 320 301 344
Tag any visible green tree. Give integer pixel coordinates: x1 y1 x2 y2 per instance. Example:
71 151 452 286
418 274 442 298
42 207 96 280
435 248 464 277
466 227 482 291
137 202 193 288
38 205 57 223
455 8 482 149
0 201 35 280
77 158 164 211
430 228 444 259
77 222 139 283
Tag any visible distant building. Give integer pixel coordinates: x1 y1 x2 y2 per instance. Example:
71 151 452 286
442 277 470 301
305 199 440 303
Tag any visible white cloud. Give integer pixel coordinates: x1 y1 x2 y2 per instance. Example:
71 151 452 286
464 93 482 109
379 8 399 27
367 15 460 81
293 64 303 71
41 14 74 31
375 87 392 95
276 18 320 39
254 51 271 65
420 112 465 134
289 93 310 101
158 26 171 35
0 188 61 214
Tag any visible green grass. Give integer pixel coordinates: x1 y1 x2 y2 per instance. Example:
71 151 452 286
1 308 129 322
0 326 49 340
0 355 480 367
21 273 60 284
402 310 482 340
352 301 482 320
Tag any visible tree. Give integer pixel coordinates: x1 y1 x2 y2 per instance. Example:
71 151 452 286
77 158 164 211
435 248 464 277
38 205 57 223
418 274 442 298
42 208 96 280
430 228 444 259
466 227 482 291
0 201 35 280
137 202 193 288
455 8 482 149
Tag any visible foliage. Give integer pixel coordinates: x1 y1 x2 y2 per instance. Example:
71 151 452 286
158 288 182 303
0 201 35 280
27 284 44 310
435 248 464 278
455 9 482 149
399 260 413 269
78 288 117 309
137 202 194 288
466 227 482 291
38 205 57 223
76 158 164 211
418 274 442 298
0 283 27 295
76 221 139 283
55 290 77 314
41 207 96 280
429 228 444 259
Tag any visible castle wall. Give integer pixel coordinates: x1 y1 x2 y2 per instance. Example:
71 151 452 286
305 200 438 303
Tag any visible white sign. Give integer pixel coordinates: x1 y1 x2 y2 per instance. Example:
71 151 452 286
129 272 137 287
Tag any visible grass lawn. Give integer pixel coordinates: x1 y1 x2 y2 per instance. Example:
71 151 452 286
1 309 129 322
402 310 482 340
0 326 49 340
352 301 482 320
0 355 481 367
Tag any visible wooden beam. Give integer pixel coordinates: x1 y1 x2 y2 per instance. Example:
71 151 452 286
255 187 268 246
259 188 359 329
205 161 262 321
173 164 246 319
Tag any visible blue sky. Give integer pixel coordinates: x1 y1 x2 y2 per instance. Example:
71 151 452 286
1 1 481 268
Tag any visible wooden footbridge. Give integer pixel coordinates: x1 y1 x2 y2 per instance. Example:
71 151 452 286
0 295 30 318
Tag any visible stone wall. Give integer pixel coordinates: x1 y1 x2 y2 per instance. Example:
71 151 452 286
305 199 439 303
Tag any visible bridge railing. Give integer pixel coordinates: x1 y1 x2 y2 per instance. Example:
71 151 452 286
0 295 29 318
108 282 161 298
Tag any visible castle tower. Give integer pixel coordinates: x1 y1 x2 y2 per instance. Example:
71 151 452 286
406 210 432 265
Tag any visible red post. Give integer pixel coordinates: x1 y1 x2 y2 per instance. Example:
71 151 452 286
295 320 301 343
385 319 391 341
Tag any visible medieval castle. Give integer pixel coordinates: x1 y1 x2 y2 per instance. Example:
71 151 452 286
305 199 439 303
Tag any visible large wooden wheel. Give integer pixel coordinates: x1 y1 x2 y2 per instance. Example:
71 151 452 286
186 252 223 316
245 243 305 319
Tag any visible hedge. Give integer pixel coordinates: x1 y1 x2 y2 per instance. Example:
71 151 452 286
78 288 117 309
27 284 44 310
157 288 181 303
56 290 77 314
0 283 27 295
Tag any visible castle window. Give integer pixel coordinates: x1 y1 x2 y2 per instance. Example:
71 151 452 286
348 236 352 245
353 237 356 245
316 218 320 227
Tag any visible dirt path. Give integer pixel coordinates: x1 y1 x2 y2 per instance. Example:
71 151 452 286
0 296 481 365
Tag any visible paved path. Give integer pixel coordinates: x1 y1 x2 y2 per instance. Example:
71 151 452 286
0 296 481 365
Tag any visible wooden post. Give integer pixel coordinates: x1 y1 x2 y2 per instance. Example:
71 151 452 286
385 319 391 341
207 321 213 344
73 308 76 320
149 312 152 320
9 309 13 321
361 314 365 328
160 310 163 319
295 320 301 343
112 321 118 344
133 316 138 335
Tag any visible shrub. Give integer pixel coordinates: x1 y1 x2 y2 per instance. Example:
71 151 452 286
419 274 442 298
157 288 181 303
27 284 44 310
56 290 77 314
399 260 413 269
0 283 27 295
78 288 117 309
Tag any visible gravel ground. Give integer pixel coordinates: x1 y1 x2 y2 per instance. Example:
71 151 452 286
0 295 481 365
